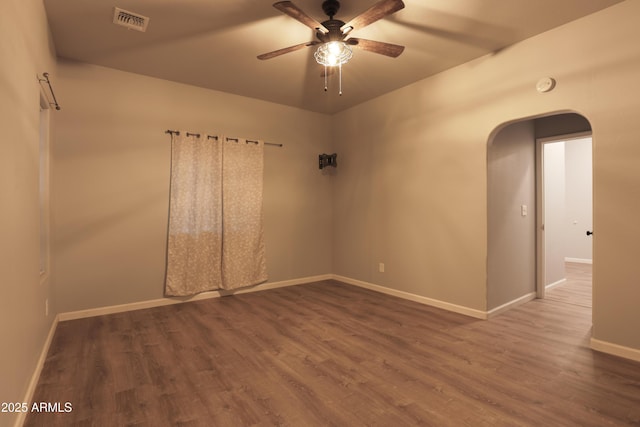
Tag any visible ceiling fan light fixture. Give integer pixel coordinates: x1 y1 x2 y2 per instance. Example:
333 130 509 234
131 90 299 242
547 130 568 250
314 41 353 66
260 0 406 96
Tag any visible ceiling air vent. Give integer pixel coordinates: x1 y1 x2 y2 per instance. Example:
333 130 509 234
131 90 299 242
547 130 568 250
113 7 149 32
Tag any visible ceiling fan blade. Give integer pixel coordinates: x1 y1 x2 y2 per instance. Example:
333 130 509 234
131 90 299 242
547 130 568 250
346 38 405 57
273 1 328 33
341 0 405 33
257 41 320 60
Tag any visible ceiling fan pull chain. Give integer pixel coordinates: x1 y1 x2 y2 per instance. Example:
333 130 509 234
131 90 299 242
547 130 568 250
339 63 343 96
324 64 328 92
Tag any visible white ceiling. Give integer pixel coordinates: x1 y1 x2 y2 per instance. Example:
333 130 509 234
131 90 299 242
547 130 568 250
43 0 623 114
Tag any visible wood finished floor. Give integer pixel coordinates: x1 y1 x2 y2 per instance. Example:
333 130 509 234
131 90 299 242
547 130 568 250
546 262 592 308
26 271 640 426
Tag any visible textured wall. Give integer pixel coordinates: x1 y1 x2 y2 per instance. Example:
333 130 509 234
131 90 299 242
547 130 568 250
332 1 640 349
52 61 334 313
0 0 57 425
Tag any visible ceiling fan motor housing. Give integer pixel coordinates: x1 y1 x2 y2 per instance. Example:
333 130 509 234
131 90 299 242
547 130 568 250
318 19 347 42
317 0 346 42
322 0 341 18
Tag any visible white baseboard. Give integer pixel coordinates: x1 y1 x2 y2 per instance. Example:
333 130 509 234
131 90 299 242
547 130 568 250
546 278 567 290
58 275 333 322
332 275 487 319
58 273 488 323
590 338 640 363
231 274 332 294
14 315 59 427
486 292 537 319
58 274 502 323
565 257 593 264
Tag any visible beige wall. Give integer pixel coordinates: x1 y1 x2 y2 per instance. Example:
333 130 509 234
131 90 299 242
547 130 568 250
0 0 57 425
333 0 640 349
52 61 334 313
487 121 536 309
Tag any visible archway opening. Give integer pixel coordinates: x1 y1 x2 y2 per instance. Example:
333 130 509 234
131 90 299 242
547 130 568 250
487 112 592 317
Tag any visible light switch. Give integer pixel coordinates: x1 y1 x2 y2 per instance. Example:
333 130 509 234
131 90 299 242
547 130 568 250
521 205 528 217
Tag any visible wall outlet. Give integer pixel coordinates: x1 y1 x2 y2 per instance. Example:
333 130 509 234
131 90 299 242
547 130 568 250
379 263 385 273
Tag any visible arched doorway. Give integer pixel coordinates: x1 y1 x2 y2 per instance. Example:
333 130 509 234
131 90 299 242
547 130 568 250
487 112 592 316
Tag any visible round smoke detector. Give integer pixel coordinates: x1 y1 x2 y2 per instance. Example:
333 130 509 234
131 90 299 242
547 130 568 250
536 77 556 93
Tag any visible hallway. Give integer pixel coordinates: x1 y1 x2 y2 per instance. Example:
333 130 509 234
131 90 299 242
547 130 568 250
546 262 592 308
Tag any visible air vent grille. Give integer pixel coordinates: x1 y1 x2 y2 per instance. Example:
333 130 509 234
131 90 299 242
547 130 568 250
113 7 149 32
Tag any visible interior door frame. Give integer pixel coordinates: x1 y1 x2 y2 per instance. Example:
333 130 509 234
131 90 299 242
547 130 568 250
535 131 592 298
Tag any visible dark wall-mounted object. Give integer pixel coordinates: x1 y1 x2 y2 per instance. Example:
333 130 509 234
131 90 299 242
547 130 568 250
38 72 61 110
319 153 337 169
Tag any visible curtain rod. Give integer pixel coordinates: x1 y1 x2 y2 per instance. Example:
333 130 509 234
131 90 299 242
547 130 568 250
38 72 61 110
165 130 283 147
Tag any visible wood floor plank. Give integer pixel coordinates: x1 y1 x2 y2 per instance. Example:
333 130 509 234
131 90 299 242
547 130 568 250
25 274 640 426
546 262 593 307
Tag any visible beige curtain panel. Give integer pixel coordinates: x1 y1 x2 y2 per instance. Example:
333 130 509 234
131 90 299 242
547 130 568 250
165 133 267 296
222 138 268 290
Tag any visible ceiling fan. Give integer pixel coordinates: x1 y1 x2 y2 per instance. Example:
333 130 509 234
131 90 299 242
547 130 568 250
258 0 405 93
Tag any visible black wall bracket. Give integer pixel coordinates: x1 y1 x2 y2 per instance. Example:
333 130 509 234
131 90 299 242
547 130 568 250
319 153 337 170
